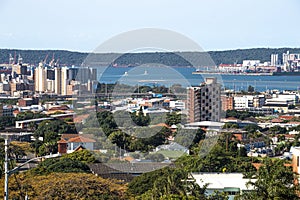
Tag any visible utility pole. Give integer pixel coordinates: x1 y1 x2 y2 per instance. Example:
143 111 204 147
4 138 9 200
3 137 61 200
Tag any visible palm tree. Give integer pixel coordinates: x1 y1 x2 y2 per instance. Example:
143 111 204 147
237 158 299 200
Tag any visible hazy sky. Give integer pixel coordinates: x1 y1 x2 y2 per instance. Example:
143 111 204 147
0 0 299 52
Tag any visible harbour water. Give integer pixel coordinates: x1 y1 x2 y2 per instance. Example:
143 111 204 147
96 66 300 92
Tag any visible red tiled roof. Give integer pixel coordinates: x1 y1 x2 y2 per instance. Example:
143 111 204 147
153 123 170 128
73 114 90 123
271 118 283 123
57 138 67 144
226 117 238 120
289 121 300 125
61 134 80 141
68 136 96 143
49 105 69 111
13 110 20 114
279 115 294 120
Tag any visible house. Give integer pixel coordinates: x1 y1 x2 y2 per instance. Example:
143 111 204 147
191 173 256 200
89 162 173 183
155 142 189 155
57 134 96 154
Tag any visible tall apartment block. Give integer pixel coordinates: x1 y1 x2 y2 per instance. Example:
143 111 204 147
34 63 47 93
271 54 279 66
187 77 221 123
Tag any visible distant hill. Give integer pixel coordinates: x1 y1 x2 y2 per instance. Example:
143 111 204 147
1 48 300 66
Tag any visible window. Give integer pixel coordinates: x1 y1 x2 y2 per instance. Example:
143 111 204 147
227 191 239 195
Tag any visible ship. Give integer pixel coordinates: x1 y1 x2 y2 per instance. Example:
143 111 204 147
192 70 273 76
192 70 300 76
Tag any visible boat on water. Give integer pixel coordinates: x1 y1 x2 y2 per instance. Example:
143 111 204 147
192 71 273 76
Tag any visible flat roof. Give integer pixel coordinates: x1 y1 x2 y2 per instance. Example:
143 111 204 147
16 117 53 123
50 113 75 118
185 121 224 127
191 173 255 191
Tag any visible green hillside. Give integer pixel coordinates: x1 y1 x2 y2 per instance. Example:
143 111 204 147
0 47 299 66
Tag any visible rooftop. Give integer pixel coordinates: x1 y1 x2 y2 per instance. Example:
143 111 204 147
68 135 96 143
191 173 255 191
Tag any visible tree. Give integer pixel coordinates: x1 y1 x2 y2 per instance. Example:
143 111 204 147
237 158 299 200
128 167 207 199
269 125 287 134
243 124 261 134
96 110 117 135
223 122 239 129
248 85 255 93
0 172 127 199
31 157 90 175
63 149 96 163
32 119 76 156
166 112 182 126
145 153 165 162
131 107 150 126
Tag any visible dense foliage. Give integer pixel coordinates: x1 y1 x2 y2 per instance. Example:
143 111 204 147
226 109 264 120
83 110 174 152
236 159 299 200
31 119 77 156
0 116 15 130
31 157 90 175
15 111 47 121
127 167 207 199
62 149 96 163
0 172 127 200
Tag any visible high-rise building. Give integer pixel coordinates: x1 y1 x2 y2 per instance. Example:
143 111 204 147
271 54 279 66
34 63 47 93
61 67 69 95
54 67 62 95
187 78 221 123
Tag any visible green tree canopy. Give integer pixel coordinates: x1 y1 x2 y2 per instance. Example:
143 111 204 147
237 158 299 200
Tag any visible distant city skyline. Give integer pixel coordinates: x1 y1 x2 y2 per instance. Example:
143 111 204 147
0 0 300 52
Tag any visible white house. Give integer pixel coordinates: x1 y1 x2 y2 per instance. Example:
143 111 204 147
191 173 256 200
58 134 96 154
67 135 96 153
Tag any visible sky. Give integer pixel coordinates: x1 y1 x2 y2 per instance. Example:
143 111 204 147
0 0 300 52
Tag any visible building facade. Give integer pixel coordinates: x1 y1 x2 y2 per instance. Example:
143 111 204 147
221 95 234 111
187 78 221 123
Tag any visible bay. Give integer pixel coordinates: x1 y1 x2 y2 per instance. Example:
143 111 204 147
95 66 300 92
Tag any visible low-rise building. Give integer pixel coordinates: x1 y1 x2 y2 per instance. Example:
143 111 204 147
221 95 234 111
191 173 256 200
58 134 96 153
169 100 185 110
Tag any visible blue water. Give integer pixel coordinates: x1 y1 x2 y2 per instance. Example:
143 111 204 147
95 66 300 92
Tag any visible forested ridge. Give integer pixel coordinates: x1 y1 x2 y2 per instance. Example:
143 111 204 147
1 47 300 66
